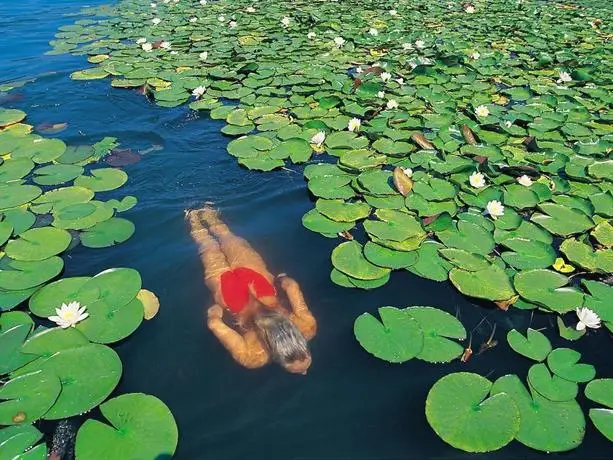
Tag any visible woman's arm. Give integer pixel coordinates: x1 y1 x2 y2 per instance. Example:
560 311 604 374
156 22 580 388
278 276 317 340
206 305 269 368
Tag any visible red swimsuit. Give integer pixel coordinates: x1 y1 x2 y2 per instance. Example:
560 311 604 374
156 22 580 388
220 267 276 314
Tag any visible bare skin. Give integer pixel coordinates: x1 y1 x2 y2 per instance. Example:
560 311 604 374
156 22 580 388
187 207 316 371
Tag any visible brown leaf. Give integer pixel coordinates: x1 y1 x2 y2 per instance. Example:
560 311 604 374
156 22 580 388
350 78 362 93
475 155 488 164
421 214 440 226
461 125 477 145
392 167 413 197
411 133 435 150
338 231 354 240
494 295 519 311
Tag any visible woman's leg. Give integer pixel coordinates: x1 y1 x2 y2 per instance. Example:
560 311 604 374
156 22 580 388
198 207 275 282
186 209 229 304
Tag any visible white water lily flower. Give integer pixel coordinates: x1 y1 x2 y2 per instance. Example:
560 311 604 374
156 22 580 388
229 21 237 28
486 200 505 219
160 41 171 50
469 52 480 60
469 171 486 188
369 28 378 36
386 99 399 110
389 9 398 16
465 5 476 13
142 43 153 52
192 86 206 98
557 71 572 83
152 17 161 25
402 43 413 50
402 167 413 178
218 15 225 22
348 118 361 132
414 39 425 49
355 66 363 74
576 307 601 331
517 175 533 187
311 131 326 147
419 57 432 65
199 51 208 61
504 120 513 128
395 77 404 85
307 31 316 39
380 72 392 82
377 91 385 98
49 302 89 329
281 16 291 27
475 105 490 117
334 37 346 48
151 3 157 7
189 17 197 23
246 6 256 13
136 37 147 44
200 0 207 4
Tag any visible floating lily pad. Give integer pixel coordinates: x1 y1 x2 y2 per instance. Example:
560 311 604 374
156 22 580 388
527 363 578 402
513 269 584 313
547 348 596 383
0 312 35 374
332 241 390 281
449 264 515 302
75 393 178 460
4 227 72 261
354 306 423 363
0 425 46 459
426 372 520 453
406 307 466 363
0 185 42 211
74 168 128 192
0 109 26 128
80 217 135 248
506 328 552 362
363 242 418 269
0 370 61 425
0 257 64 291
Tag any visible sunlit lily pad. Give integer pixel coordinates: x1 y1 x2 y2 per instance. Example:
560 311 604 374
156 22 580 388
0 257 64 291
547 348 595 383
80 217 135 248
74 168 128 192
527 363 578 402
0 370 61 425
332 241 390 281
506 328 552 362
513 269 584 313
406 307 466 363
0 425 46 459
4 227 72 261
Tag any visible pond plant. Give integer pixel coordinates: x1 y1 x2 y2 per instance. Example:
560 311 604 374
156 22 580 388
1 0 612 456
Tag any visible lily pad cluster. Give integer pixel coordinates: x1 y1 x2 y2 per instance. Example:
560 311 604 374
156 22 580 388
426 328 603 453
49 0 612 319
0 109 177 457
354 306 466 363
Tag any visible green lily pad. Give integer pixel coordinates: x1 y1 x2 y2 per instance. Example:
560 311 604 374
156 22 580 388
407 240 453 282
74 168 128 192
75 393 178 460
589 409 613 443
0 257 64 291
332 241 390 281
531 203 594 237
500 238 556 270
32 164 84 186
4 227 72 261
0 185 42 211
547 348 596 383
527 363 578 402
80 217 135 248
363 242 418 269
436 220 495 256
557 316 586 341
507 328 552 362
0 312 35 374
315 199 371 222
28 277 93 317
0 109 26 128
585 379 613 408
406 307 466 363
449 264 515 302
364 209 425 242
0 370 61 425
302 209 353 235
354 306 423 363
0 425 46 459
513 269 584 313
426 372 520 453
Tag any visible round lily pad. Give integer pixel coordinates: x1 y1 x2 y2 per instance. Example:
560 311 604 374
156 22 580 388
137 289 160 320
28 276 94 317
4 227 72 261
302 209 353 235
32 164 84 186
513 269 584 313
74 168 128 192
528 363 578 402
80 217 135 248
0 185 42 211
426 372 520 453
363 242 418 269
354 306 423 363
0 425 46 459
0 370 61 425
0 109 26 128
589 409 613 443
406 307 466 363
331 241 391 281
315 199 371 222
449 264 516 302
75 393 178 460
547 348 596 383
507 328 552 362
585 379 613 408
0 257 64 291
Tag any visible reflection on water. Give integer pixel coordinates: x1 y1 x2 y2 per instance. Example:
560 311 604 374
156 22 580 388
1 1 611 459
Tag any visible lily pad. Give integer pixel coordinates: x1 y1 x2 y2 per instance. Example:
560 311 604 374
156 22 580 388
547 348 596 383
74 168 128 192
527 363 578 402
406 307 466 363
0 257 64 291
332 241 390 281
506 328 552 362
79 217 135 248
0 370 61 425
4 227 72 261
449 264 515 302
513 269 584 314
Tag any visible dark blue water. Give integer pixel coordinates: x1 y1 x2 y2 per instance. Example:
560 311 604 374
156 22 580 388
1 2 611 459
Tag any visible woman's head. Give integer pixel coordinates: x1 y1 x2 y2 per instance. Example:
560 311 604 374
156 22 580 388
253 308 311 374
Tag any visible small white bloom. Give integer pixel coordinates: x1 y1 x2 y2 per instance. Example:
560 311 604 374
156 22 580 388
504 120 513 128
576 307 601 331
160 41 171 50
369 28 378 36
475 105 490 117
402 43 413 50
151 2 157 7
469 171 486 188
199 0 207 4
334 37 346 48
199 51 208 61
142 42 153 52
557 71 572 83
163 0 170 3
246 6 256 13
311 131 326 147
386 99 399 110
355 66 363 74
380 72 392 82
136 37 147 44
465 5 476 13
218 15 225 22
170 50 178 55
229 21 237 28
515 175 532 187
48 301 89 329
281 16 291 27
419 57 432 65
395 77 404 85
192 86 206 98
415 39 425 49
348 118 361 132
377 91 385 98
189 17 197 23
152 17 161 25
389 9 398 16
307 31 316 39
402 167 413 178
469 52 480 60
486 200 505 219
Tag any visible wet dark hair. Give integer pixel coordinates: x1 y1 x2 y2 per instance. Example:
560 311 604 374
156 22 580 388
253 308 309 366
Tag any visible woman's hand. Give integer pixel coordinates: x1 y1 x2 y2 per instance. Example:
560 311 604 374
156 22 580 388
207 305 224 322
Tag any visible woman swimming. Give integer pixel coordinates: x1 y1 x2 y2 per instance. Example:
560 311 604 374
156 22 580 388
186 207 316 374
